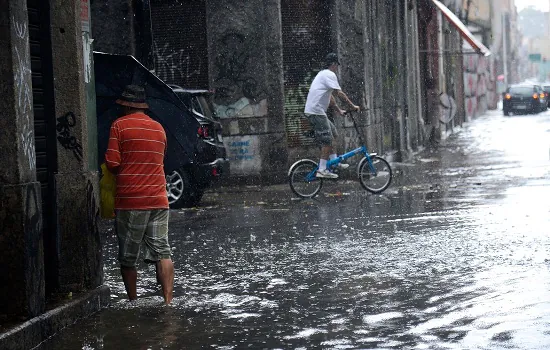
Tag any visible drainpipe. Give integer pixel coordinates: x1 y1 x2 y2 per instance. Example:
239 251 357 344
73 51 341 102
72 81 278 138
81 0 97 170
438 9 445 93
502 12 508 88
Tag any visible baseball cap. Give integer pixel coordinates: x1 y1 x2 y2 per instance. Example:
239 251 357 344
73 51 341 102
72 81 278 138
324 52 340 66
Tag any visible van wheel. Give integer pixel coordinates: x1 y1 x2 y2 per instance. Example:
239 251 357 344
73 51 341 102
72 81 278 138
166 169 201 208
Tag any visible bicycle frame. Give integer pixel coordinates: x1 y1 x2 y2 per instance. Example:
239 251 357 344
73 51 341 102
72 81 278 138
302 111 380 182
305 145 377 182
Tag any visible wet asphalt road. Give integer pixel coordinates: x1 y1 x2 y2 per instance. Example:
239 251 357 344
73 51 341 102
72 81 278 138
42 109 550 349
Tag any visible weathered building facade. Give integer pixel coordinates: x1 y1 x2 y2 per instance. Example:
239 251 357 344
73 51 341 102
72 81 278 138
461 0 498 117
93 0 436 182
0 0 494 347
0 0 108 347
491 0 520 90
417 0 494 138
125 0 490 180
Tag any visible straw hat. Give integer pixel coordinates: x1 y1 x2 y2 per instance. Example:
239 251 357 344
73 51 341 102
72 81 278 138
115 85 149 109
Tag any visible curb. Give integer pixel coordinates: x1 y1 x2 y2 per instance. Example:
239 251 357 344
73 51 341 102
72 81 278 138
0 286 110 350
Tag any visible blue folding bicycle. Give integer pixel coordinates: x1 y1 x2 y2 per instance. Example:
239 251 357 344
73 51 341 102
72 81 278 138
288 111 392 198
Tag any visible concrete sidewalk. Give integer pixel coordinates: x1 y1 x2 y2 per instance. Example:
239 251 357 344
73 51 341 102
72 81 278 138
0 286 110 350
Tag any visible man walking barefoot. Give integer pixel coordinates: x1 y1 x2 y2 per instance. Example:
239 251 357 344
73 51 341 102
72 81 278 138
105 85 174 304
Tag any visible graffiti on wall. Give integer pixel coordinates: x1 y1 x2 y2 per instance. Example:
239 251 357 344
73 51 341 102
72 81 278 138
283 72 315 147
56 112 83 162
86 179 101 282
81 0 92 83
153 41 203 84
86 180 98 238
284 72 312 115
14 20 32 113
25 185 41 254
25 184 44 310
213 32 267 119
13 17 36 171
224 136 261 175
464 54 495 118
82 34 92 83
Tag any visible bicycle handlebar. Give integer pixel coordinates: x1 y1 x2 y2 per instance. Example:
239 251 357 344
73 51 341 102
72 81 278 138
342 108 361 115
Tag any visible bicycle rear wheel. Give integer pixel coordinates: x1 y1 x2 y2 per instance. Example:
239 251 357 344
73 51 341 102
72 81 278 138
358 155 392 194
288 159 322 198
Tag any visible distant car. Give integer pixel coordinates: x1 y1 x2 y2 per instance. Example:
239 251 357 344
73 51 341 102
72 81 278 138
543 85 550 107
503 84 548 116
167 85 230 208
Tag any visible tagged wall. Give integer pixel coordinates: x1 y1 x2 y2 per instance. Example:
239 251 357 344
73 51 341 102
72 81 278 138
0 0 45 319
464 54 496 118
50 0 103 293
437 7 466 135
212 32 268 119
281 0 331 152
224 136 262 175
206 0 287 183
335 0 422 160
150 0 209 88
122 0 432 182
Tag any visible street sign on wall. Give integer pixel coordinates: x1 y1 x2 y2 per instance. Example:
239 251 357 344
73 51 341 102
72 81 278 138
529 53 542 62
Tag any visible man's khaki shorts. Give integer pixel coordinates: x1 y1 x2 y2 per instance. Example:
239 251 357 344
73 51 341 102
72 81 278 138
116 209 171 267
305 113 338 146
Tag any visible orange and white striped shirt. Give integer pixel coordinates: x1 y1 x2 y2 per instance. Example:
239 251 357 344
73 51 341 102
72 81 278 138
105 113 169 210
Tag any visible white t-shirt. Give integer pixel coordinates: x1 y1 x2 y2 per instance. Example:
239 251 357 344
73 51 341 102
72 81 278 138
304 69 341 116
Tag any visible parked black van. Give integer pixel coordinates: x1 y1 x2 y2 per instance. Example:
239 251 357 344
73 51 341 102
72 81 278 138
94 52 229 208
166 85 229 207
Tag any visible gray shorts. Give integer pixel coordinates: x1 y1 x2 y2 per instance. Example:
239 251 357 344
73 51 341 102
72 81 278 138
305 113 338 146
116 209 171 267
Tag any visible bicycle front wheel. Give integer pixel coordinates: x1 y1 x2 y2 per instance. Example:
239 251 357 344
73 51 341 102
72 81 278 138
358 155 392 194
288 159 322 198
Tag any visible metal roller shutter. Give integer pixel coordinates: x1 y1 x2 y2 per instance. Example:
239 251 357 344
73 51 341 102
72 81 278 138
150 0 209 88
27 0 58 295
282 0 332 147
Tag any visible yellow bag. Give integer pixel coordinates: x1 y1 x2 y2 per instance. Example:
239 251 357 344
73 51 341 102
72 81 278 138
99 163 116 219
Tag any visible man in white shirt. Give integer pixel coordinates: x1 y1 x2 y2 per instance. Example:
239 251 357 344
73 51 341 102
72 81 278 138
304 53 360 179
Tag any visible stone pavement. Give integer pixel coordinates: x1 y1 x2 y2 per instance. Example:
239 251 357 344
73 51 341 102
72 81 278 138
0 138 434 350
0 286 109 350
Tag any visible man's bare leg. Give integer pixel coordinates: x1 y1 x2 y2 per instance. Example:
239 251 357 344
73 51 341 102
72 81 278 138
121 266 138 300
156 258 174 304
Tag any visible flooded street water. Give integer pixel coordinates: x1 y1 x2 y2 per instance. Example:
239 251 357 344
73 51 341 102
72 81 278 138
41 110 550 349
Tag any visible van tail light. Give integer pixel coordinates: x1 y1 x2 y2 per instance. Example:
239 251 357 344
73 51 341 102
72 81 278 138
212 167 219 177
198 125 210 138
505 93 511 100
533 93 539 99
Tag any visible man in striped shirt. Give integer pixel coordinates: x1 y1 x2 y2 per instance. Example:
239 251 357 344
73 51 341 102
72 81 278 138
105 85 174 304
